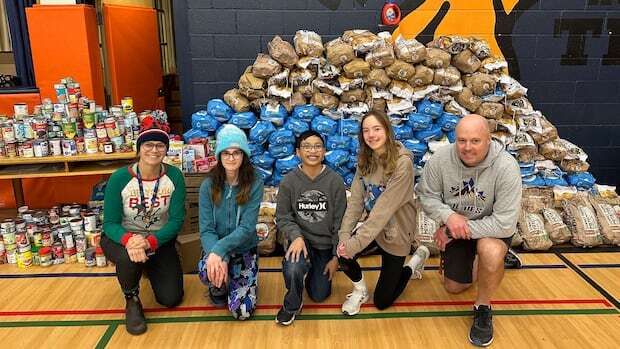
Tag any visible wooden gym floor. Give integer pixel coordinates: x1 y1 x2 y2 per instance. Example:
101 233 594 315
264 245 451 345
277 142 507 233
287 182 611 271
0 252 619 348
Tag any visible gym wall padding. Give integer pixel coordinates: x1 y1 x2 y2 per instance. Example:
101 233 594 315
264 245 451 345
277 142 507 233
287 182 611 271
0 92 41 116
26 4 105 106
103 3 163 112
22 175 108 209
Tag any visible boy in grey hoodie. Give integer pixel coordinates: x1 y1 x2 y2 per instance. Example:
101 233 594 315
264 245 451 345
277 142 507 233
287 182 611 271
416 115 522 347
275 131 347 326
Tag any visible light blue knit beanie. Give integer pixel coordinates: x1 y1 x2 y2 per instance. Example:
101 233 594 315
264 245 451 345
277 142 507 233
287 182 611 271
215 124 251 158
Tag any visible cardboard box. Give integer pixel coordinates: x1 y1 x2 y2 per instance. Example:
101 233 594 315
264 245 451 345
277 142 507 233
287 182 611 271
176 233 202 273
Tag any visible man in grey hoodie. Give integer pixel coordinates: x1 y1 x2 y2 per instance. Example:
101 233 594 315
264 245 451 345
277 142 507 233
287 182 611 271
416 114 522 347
275 130 347 326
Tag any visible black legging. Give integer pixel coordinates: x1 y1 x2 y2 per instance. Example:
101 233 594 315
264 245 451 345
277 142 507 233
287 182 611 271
101 235 184 307
339 240 412 310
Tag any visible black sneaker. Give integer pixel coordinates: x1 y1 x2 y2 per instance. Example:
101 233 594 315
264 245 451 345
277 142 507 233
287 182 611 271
208 284 228 308
275 303 303 326
504 248 522 269
125 295 147 335
469 305 493 347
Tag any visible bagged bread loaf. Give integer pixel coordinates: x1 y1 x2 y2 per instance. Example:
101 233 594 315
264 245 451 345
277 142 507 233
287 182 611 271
326 38 355 66
224 89 250 112
541 208 572 244
518 211 553 251
268 36 299 67
409 65 434 87
252 53 281 79
452 49 481 74
424 48 451 68
475 102 504 119
365 69 392 89
394 35 427 64
562 193 604 247
365 42 396 68
293 30 324 57
311 92 339 110
386 60 416 81
433 66 461 86
343 58 371 79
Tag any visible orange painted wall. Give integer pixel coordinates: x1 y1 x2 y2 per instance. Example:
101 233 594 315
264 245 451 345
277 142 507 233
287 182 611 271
21 175 108 209
26 4 105 106
0 93 41 116
103 4 163 112
393 0 520 61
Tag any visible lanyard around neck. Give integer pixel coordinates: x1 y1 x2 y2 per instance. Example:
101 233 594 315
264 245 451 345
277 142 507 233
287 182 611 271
136 165 161 210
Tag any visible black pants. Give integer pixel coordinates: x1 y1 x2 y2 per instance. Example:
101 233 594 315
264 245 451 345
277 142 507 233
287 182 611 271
338 240 411 310
101 235 184 307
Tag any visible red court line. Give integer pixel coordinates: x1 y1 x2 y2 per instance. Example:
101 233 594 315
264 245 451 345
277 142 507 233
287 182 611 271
0 299 610 317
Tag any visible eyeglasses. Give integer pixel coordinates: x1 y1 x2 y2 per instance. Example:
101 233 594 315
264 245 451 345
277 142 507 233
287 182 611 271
221 150 243 160
141 142 167 151
300 144 324 152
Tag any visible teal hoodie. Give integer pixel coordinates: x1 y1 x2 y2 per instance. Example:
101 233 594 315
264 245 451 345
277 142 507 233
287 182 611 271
198 174 264 262
416 140 522 239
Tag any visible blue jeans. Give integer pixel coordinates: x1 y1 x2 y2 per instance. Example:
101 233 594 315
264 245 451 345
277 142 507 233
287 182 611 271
282 246 333 313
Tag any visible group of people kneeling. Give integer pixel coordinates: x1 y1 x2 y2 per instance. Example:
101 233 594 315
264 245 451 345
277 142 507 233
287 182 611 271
102 111 522 347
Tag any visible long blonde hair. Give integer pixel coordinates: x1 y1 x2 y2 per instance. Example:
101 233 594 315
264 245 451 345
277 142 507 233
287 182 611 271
357 111 400 178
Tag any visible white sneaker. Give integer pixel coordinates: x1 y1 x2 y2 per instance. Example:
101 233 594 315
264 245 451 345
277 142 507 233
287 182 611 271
341 288 369 316
410 245 430 280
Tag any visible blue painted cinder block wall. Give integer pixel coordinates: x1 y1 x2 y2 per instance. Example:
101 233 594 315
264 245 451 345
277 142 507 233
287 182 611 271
174 0 620 187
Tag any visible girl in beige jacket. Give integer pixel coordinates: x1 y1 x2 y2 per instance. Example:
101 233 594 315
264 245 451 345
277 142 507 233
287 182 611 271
337 111 430 315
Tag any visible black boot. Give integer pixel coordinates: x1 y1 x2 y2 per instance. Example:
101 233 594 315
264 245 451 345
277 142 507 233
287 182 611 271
125 295 147 335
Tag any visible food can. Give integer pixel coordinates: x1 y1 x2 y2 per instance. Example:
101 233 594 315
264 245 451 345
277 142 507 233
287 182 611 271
31 246 41 266
76 137 85 154
5 141 17 157
6 249 17 264
84 134 98 154
33 139 49 157
110 136 123 151
61 231 75 249
33 118 48 139
49 138 62 156
85 247 96 267
15 231 29 248
17 250 32 268
75 235 87 253
95 247 106 267
83 213 97 232
39 247 53 267
121 97 134 114
104 117 120 138
13 103 28 117
1 231 15 245
52 242 64 262
41 229 53 247
21 141 34 157
13 121 26 141
61 139 77 156
1 123 15 142
103 142 114 154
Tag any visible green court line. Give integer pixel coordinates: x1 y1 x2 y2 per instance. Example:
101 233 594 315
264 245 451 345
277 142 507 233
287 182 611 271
0 308 617 329
95 324 118 349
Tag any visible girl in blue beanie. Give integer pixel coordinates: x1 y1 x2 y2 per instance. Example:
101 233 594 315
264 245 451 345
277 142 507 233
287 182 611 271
197 125 264 320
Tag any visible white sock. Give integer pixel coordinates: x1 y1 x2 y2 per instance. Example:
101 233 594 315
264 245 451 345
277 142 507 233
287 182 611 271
352 276 367 293
406 254 423 270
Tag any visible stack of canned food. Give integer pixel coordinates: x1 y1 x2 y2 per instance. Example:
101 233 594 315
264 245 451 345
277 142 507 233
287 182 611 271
0 203 107 268
0 77 169 158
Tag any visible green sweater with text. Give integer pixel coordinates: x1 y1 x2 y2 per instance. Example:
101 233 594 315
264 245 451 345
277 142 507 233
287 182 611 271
103 163 186 249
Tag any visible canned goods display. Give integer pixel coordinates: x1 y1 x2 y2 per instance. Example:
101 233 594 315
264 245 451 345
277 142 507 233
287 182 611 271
0 202 105 268
0 77 174 160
